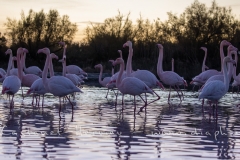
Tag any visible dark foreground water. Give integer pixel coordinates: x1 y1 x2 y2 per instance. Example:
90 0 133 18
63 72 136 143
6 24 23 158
0 82 240 160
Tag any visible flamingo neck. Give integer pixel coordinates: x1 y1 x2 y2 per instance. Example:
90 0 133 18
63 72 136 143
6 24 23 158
220 42 225 73
6 53 13 76
223 59 230 92
22 52 27 71
157 47 163 75
42 52 50 87
111 66 114 76
63 45 66 57
172 60 174 72
17 50 22 82
62 59 66 77
49 56 55 77
98 65 103 84
232 66 237 80
202 50 207 72
116 61 125 88
126 48 133 76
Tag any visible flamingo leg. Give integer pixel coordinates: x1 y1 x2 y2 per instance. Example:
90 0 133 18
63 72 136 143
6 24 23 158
65 96 74 113
168 86 172 102
42 94 44 108
134 96 136 113
10 95 14 111
138 95 148 112
174 85 182 102
105 89 110 98
59 97 62 117
201 99 204 116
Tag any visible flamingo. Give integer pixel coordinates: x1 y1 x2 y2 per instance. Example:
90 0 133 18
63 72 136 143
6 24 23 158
27 53 59 107
199 56 236 117
232 66 240 97
123 41 164 108
0 68 6 82
111 57 153 112
191 47 209 90
1 48 25 110
157 44 187 102
201 45 238 87
21 49 42 76
95 63 116 98
59 41 88 77
37 47 83 118
191 40 231 85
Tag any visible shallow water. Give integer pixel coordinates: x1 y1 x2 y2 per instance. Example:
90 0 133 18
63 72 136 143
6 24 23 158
0 82 240 160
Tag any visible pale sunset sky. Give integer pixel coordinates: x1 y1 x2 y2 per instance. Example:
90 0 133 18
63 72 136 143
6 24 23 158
0 0 240 42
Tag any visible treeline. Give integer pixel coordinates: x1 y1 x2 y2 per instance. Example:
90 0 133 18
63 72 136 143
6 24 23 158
0 0 240 81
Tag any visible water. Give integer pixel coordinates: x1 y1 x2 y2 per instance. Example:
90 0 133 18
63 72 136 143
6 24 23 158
0 81 240 160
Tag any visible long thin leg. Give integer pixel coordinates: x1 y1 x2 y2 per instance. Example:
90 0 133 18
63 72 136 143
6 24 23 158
168 86 172 102
201 99 204 116
59 97 61 118
42 95 44 109
105 89 110 98
174 85 182 102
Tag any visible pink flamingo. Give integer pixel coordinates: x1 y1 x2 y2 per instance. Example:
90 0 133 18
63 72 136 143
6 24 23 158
232 66 240 97
199 56 236 117
123 41 164 107
112 57 153 112
59 41 88 77
201 45 238 87
191 40 231 85
95 63 117 98
27 53 59 107
37 47 83 118
191 47 209 89
2 48 26 110
157 44 187 102
22 49 42 76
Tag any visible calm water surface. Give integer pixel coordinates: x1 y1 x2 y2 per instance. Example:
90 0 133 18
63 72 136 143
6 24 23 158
0 82 240 160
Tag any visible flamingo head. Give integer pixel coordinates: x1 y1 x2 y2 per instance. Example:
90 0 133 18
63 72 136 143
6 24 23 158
12 56 17 61
2 87 9 94
94 64 102 69
37 48 50 55
5 49 12 55
157 81 165 90
224 56 236 66
23 48 29 54
59 55 66 63
157 44 163 49
200 47 207 52
123 40 132 48
59 41 65 46
228 45 238 53
183 80 188 87
50 53 58 60
106 80 116 88
108 59 114 64
113 58 124 66
221 40 231 46
26 89 32 95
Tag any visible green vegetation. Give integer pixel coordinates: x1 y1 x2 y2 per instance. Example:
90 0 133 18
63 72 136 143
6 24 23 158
0 0 240 81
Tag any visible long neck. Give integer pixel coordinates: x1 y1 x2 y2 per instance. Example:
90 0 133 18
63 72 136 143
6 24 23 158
172 60 174 72
202 50 207 72
220 42 225 73
111 66 114 76
62 59 66 77
116 61 125 88
63 45 66 57
157 47 163 74
42 53 50 86
223 60 230 92
22 52 27 71
49 57 54 77
17 52 22 82
6 53 13 76
126 48 133 76
98 66 103 84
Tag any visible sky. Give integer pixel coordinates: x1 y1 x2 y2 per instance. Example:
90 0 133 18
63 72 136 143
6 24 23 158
0 0 240 42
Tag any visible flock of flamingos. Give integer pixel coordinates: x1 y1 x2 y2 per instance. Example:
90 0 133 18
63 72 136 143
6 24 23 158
0 40 239 118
